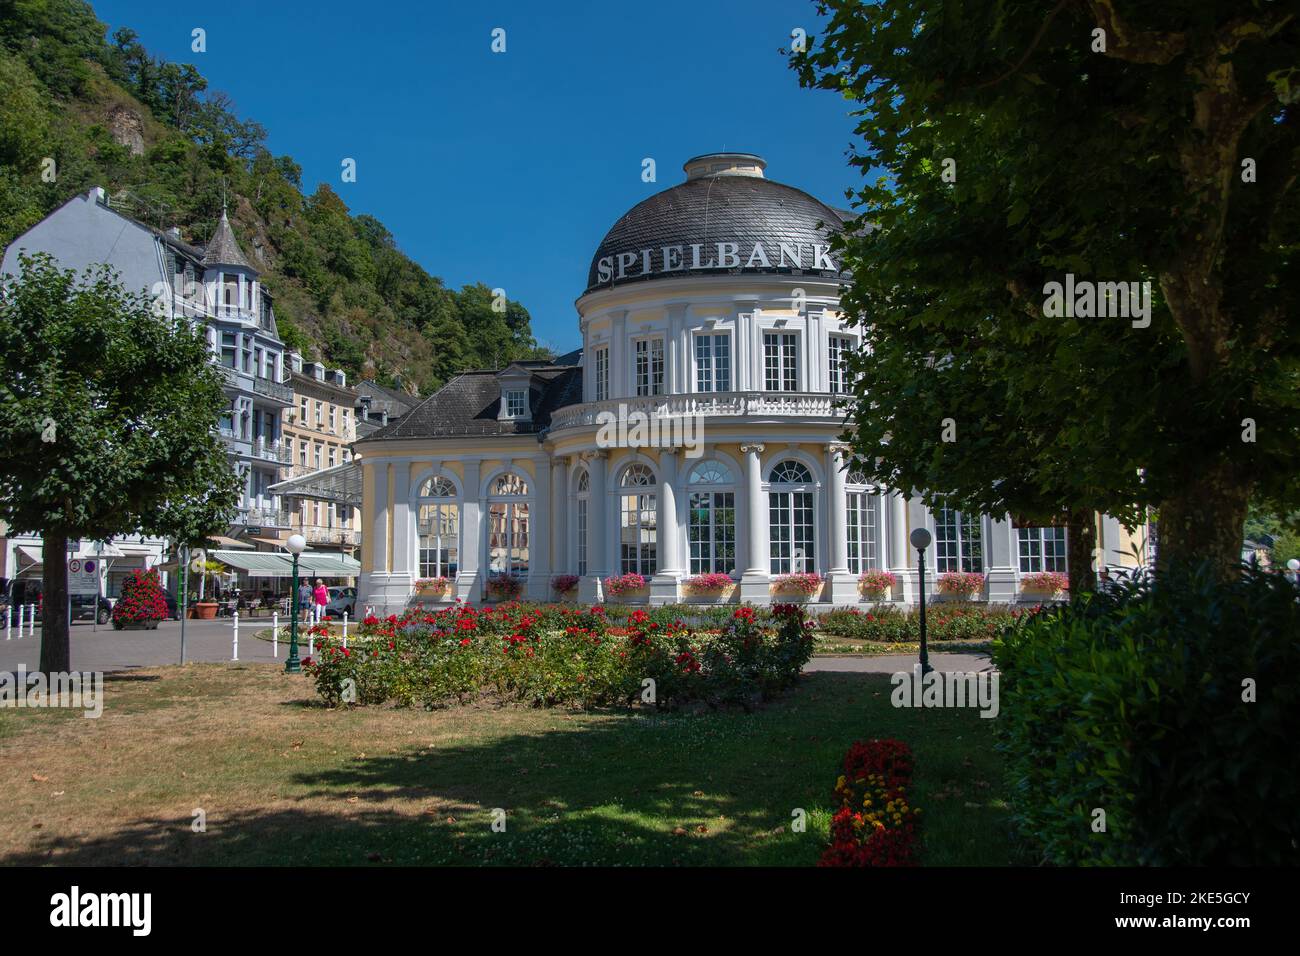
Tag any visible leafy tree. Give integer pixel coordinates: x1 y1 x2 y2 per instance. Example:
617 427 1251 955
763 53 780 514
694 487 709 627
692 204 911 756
0 255 241 672
794 0 1299 579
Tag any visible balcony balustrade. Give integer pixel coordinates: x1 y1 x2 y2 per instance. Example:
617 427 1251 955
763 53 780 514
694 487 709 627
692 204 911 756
548 390 847 431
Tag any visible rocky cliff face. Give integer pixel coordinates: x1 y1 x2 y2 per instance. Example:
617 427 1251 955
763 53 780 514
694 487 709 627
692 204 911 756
108 105 144 156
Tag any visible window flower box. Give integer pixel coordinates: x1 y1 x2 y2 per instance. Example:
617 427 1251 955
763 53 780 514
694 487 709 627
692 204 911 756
1019 571 1068 596
857 569 897 600
683 572 738 603
414 577 453 597
485 574 523 602
771 572 823 601
552 575 580 601
603 572 648 603
936 571 985 599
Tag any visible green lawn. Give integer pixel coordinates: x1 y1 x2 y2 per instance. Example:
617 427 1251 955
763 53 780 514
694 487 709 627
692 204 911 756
0 664 1022 866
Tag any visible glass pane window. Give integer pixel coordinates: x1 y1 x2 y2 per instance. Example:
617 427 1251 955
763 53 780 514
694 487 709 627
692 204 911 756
594 347 609 402
1018 527 1067 572
935 507 984 572
846 491 879 573
505 389 528 417
763 332 798 391
488 502 529 576
576 496 588 576
619 464 656 574
418 502 459 578
770 491 815 574
635 338 665 396
688 491 736 574
695 333 731 393
828 335 852 394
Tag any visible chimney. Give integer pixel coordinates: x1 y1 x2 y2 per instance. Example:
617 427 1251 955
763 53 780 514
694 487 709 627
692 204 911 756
89 186 108 205
381 409 389 426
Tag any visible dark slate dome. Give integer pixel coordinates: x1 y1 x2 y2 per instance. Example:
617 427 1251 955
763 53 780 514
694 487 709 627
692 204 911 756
585 153 850 293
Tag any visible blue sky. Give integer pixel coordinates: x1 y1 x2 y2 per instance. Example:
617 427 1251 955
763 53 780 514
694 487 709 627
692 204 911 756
92 0 864 353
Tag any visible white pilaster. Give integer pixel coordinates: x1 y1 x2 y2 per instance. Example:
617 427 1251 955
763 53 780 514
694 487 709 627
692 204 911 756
456 460 482 602
739 442 769 602
550 460 567 574
986 515 1018 604
888 490 916 602
651 449 681 604
527 456 552 601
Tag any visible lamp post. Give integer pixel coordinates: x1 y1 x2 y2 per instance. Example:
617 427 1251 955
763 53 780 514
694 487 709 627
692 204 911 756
285 533 306 674
910 527 934 675
1288 558 1300 589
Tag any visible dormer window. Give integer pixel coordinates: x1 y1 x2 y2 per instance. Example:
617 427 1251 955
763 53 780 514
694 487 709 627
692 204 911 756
505 389 528 418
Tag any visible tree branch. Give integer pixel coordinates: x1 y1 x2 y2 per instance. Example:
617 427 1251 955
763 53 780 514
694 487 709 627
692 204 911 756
1086 0 1187 64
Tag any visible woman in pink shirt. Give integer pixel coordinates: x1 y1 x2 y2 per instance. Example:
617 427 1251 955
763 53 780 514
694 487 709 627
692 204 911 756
313 580 329 622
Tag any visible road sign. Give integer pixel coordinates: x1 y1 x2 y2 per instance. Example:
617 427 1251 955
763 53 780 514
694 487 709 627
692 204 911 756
68 557 98 596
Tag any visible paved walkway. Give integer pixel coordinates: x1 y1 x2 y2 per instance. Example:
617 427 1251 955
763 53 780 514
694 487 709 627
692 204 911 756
2 622 994 676
0 617 310 673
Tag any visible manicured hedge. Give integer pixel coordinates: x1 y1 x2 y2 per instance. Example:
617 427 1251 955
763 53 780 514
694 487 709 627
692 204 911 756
815 604 1043 644
993 566 1300 866
305 602 816 711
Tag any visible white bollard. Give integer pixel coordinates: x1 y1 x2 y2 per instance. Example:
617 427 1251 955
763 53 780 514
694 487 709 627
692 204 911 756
231 611 239 662
308 629 314 659
27 604 35 637
272 612 279 659
342 611 348 641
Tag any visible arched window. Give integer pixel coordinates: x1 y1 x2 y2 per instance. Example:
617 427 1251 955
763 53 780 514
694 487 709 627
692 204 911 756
619 464 657 575
935 505 983 572
417 476 459 578
488 472 530 577
845 472 878 574
575 468 589 577
688 460 735 575
768 459 815 574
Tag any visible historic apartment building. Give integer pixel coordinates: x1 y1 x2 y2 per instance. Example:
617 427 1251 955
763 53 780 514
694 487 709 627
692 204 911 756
351 153 1151 613
0 187 294 592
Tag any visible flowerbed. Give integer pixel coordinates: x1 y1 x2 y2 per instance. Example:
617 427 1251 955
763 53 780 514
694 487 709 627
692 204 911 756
304 601 817 711
819 739 921 866
936 571 985 598
816 604 1044 644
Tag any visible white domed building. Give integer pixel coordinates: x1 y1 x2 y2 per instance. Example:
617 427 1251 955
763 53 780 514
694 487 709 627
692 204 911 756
354 153 1107 612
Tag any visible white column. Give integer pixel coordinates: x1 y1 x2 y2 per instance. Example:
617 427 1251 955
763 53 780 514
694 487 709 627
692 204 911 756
610 311 628 397
456 461 482 602
739 442 769 603
888 490 915 603
391 462 412 581
527 457 552 600
371 462 389 573
826 443 857 604
651 450 680 604
579 452 608 602
550 460 567 573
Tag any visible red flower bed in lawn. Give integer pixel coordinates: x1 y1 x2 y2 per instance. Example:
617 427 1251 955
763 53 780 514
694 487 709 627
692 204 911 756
819 738 921 866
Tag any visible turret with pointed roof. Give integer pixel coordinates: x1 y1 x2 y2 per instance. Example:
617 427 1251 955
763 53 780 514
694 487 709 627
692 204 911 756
202 208 256 272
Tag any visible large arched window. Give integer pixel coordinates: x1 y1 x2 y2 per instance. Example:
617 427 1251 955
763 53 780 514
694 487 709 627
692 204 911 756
488 472 530 577
575 468 589 576
417 476 459 578
935 505 983 572
768 459 815 574
846 471 879 574
619 463 657 575
688 460 735 575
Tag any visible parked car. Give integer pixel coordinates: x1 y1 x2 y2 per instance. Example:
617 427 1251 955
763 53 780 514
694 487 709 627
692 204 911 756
69 593 114 624
323 586 356 619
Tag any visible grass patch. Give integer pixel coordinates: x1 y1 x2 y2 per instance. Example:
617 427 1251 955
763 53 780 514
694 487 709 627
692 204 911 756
0 664 1020 866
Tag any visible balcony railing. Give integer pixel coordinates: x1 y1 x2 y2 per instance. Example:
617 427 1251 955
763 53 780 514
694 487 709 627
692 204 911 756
548 391 848 431
252 437 293 464
252 376 294 404
301 526 361 546
238 507 293 529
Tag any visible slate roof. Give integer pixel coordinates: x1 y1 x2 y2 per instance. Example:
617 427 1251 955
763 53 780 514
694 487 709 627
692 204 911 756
586 174 851 292
202 209 255 271
361 361 582 440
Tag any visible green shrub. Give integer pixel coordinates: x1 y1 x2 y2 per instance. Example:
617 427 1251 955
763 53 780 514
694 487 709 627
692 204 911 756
816 604 1033 643
993 566 1300 865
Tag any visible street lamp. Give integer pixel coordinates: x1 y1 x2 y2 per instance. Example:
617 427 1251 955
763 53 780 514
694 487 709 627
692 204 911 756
910 527 934 675
285 533 307 674
1289 558 1300 588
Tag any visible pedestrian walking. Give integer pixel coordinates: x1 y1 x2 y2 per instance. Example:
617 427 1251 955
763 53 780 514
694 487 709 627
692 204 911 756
298 580 313 623
313 579 328 624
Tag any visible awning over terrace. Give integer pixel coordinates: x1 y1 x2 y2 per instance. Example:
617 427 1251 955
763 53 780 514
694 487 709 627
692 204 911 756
269 461 361 505
211 550 361 578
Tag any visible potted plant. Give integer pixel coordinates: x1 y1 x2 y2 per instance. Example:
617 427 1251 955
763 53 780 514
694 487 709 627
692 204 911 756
858 569 897 600
191 558 224 619
936 571 985 600
111 569 168 630
603 572 648 602
771 572 823 600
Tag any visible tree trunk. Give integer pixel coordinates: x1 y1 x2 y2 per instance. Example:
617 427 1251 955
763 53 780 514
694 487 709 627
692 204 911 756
1067 510 1097 597
1156 458 1250 580
39 531 70 675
